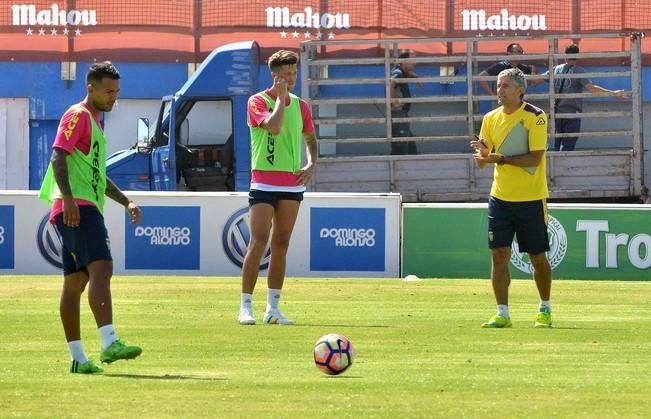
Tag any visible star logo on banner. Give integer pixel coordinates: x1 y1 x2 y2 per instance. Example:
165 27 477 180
328 32 335 39
304 31 311 38
315 31 323 39
62 27 69 36
38 28 45 35
75 28 82 36
292 31 299 38
26 27 33 35
50 28 58 36
280 31 287 38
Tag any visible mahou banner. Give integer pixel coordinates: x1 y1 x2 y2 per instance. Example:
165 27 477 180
0 0 649 61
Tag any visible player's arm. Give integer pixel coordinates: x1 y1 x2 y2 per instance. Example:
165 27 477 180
51 147 79 227
261 76 288 135
470 136 492 168
471 118 495 168
496 150 545 167
297 131 318 185
297 100 318 184
105 177 142 224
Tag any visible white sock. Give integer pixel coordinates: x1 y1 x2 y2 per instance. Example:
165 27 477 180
241 293 253 310
98 324 117 350
539 300 551 313
67 340 88 363
497 304 510 319
267 288 281 311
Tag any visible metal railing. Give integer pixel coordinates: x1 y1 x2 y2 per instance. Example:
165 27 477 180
301 33 642 149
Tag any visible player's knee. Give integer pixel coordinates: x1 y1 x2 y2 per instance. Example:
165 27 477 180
87 259 114 282
529 253 550 270
270 235 291 252
63 277 86 296
491 247 511 265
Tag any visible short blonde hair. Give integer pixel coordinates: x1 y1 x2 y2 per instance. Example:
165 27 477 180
268 50 299 72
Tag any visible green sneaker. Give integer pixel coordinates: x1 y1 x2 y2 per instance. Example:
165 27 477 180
534 311 552 328
100 339 142 364
71 359 104 374
482 314 512 328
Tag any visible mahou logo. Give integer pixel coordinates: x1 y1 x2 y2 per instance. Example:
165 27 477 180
265 6 350 40
461 9 547 32
12 4 97 36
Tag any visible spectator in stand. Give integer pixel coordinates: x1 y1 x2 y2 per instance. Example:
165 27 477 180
540 43 629 151
390 49 421 155
479 43 537 97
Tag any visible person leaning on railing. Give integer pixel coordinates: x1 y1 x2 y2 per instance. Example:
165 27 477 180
478 43 537 97
537 43 629 151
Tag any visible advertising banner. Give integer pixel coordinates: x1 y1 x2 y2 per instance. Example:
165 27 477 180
403 203 651 280
125 206 201 270
310 207 386 271
0 191 400 277
0 205 14 269
1 1 649 61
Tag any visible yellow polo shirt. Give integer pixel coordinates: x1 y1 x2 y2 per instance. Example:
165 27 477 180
479 102 549 202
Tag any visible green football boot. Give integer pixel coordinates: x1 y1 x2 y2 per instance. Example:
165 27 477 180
100 339 143 364
481 314 512 328
71 359 104 374
534 311 552 328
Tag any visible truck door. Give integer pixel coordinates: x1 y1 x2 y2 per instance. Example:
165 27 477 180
149 97 176 190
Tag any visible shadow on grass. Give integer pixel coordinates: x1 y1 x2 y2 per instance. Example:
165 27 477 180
104 373 229 381
292 324 396 328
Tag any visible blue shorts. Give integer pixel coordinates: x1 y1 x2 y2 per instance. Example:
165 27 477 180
487 196 550 254
54 205 112 275
248 189 304 208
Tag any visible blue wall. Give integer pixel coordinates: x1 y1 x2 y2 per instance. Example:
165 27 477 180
0 62 189 188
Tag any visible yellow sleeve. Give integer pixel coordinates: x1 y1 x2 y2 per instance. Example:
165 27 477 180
479 112 495 151
528 111 548 151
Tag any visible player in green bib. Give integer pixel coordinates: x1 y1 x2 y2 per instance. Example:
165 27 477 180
39 62 143 374
238 50 318 325
471 68 553 329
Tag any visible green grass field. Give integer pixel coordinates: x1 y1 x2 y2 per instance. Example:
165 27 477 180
1 276 651 418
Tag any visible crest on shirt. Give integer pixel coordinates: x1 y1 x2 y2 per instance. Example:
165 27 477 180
251 101 263 115
536 116 546 125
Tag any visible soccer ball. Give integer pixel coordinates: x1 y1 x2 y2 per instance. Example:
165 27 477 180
313 333 356 375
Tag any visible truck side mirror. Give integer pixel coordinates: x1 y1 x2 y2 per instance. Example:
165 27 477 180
137 118 150 151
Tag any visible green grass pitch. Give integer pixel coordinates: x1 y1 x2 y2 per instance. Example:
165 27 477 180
1 276 651 418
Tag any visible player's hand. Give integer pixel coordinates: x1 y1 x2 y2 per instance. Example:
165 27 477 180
62 195 80 228
127 201 142 224
272 75 288 98
296 163 315 185
470 136 489 157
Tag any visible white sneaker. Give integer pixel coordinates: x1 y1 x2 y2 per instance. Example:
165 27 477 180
263 308 295 325
238 308 256 325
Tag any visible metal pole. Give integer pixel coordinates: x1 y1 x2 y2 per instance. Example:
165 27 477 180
630 32 644 196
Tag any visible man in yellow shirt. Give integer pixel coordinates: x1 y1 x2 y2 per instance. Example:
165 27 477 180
470 68 553 329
